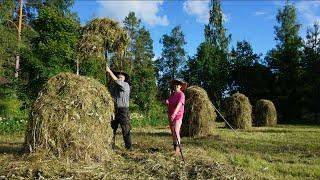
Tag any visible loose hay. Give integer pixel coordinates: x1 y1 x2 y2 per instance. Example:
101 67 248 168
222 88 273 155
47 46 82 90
181 86 216 137
0 148 248 179
24 72 114 162
224 93 252 129
254 99 277 127
1 127 249 179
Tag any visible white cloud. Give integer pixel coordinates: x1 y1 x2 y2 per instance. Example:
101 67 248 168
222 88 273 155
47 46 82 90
272 1 320 25
183 0 210 24
254 10 268 16
183 0 229 24
252 10 274 20
296 1 320 26
96 0 169 26
272 1 285 7
223 13 230 23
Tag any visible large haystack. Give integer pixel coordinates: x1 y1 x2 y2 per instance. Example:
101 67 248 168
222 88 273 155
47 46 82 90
181 86 216 137
224 93 252 129
254 99 277 126
24 72 114 162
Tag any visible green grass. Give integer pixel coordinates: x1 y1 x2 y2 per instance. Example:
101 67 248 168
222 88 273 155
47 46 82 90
0 123 319 179
184 123 320 179
0 117 27 135
130 111 168 127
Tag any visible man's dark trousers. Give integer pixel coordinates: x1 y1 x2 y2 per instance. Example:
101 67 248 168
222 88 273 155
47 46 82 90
111 107 132 149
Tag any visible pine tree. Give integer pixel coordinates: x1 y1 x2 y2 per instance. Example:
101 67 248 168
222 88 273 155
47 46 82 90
133 27 157 112
123 12 141 70
156 25 186 99
185 0 230 105
123 12 157 113
204 0 231 52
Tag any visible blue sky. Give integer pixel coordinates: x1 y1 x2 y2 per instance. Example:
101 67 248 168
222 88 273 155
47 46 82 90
71 0 320 59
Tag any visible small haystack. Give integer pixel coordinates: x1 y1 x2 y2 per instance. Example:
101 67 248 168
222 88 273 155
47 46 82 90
224 92 252 129
24 72 114 162
254 99 277 126
181 86 216 137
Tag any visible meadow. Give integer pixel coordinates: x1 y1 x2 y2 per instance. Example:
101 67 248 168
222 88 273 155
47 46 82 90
0 122 319 179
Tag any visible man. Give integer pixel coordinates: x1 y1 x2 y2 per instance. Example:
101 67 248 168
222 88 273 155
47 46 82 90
106 66 132 150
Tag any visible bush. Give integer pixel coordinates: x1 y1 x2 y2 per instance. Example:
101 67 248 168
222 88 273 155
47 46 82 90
0 116 27 135
0 85 28 134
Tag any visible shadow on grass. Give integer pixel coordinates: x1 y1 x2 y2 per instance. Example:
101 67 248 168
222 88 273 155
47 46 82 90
133 131 171 137
218 125 320 133
185 134 320 157
246 129 295 133
0 142 24 154
247 128 320 134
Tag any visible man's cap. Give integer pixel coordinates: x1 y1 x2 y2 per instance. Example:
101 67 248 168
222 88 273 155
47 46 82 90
113 71 130 83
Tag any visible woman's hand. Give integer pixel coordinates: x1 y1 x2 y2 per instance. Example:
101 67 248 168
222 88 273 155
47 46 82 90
170 113 176 121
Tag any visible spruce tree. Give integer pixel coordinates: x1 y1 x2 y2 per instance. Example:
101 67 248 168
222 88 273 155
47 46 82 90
302 22 320 123
266 1 303 122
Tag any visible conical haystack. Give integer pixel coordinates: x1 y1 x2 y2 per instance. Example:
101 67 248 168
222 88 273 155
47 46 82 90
24 72 114 162
181 86 216 137
224 92 252 129
254 99 277 126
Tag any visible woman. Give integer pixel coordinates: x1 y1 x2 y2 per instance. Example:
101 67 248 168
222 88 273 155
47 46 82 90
166 79 187 155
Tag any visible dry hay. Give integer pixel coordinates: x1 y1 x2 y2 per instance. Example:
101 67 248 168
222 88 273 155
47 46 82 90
224 92 252 129
24 72 114 162
181 86 216 137
0 128 249 179
77 18 129 59
254 99 277 127
0 150 248 179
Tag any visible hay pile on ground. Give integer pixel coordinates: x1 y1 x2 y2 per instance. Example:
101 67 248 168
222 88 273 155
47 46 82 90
181 86 216 137
24 72 114 162
254 99 277 127
224 92 252 129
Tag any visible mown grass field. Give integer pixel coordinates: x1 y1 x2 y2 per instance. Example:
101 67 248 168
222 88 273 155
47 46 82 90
0 122 319 179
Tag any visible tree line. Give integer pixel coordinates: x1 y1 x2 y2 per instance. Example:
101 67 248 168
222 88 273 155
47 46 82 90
0 0 319 124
